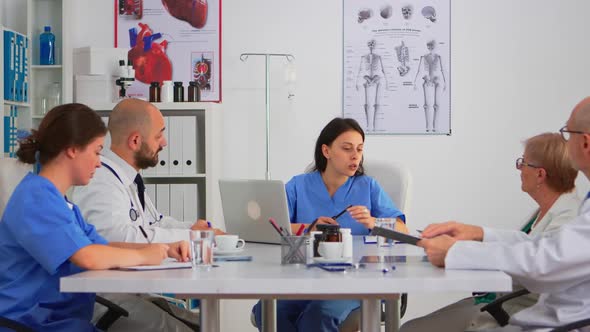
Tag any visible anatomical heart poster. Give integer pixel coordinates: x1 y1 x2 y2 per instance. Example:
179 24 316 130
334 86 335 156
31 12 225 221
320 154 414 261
343 0 450 135
115 0 221 101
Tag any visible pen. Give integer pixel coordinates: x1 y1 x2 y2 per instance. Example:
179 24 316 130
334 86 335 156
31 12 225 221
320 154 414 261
268 218 285 237
332 204 353 220
138 225 152 244
295 224 306 236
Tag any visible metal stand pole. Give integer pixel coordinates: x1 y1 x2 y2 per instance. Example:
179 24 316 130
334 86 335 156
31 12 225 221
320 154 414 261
240 53 294 180
361 299 381 332
261 299 277 332
200 298 220 332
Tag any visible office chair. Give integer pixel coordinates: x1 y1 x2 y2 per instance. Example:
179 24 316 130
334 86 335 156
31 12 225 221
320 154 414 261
339 160 412 332
0 158 129 331
0 158 32 213
0 296 128 332
481 289 590 332
0 317 34 332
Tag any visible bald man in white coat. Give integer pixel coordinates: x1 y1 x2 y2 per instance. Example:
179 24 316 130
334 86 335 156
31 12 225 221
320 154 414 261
72 99 222 332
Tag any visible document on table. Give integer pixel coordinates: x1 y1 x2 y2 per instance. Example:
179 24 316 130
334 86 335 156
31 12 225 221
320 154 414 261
120 258 192 271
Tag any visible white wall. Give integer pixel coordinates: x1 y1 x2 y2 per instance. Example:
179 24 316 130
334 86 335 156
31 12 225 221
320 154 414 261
69 0 590 330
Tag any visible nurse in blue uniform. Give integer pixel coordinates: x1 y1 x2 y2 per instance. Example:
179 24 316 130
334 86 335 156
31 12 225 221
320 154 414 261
254 118 407 332
0 104 188 331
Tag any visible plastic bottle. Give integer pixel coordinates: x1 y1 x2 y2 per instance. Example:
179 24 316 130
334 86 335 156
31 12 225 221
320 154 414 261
340 228 353 259
149 82 161 102
173 81 184 102
187 81 201 102
40 26 55 65
161 81 173 102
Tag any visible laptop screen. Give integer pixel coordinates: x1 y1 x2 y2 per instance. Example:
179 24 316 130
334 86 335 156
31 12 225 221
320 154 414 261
219 179 292 244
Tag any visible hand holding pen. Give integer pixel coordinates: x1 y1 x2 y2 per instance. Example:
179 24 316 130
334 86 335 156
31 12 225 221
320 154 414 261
304 204 353 234
347 205 375 229
191 219 226 235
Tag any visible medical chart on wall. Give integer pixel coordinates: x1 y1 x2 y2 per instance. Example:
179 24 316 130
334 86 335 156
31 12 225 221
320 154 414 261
115 0 221 101
343 0 450 134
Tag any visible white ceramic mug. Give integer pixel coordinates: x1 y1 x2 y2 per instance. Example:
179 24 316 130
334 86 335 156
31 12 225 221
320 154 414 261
318 242 343 260
215 235 246 251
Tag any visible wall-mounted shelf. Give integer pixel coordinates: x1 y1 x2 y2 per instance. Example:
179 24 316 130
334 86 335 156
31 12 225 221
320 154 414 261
4 101 31 107
88 101 216 112
144 173 207 179
31 64 62 69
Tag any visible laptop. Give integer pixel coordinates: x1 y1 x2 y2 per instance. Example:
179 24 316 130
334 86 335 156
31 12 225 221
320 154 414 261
219 179 293 244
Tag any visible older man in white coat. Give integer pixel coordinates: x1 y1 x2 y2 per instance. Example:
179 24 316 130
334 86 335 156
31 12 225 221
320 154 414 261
417 97 590 332
71 99 222 332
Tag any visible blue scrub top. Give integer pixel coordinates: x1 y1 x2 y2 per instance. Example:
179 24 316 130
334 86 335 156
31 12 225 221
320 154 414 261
0 173 108 331
286 171 405 235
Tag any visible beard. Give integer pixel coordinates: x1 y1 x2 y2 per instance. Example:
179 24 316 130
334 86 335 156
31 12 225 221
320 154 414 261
135 142 162 170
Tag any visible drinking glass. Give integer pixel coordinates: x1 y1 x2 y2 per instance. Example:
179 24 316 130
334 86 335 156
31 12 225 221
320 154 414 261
189 230 215 267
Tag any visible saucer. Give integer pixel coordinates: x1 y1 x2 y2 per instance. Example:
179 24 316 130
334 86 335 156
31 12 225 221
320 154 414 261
313 257 350 264
213 247 245 256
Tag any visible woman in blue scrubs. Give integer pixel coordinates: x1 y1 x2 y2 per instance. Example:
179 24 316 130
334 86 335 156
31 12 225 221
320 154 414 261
254 118 407 331
0 104 189 331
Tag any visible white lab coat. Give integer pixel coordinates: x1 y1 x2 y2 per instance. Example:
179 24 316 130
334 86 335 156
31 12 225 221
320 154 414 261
71 149 191 243
446 194 590 329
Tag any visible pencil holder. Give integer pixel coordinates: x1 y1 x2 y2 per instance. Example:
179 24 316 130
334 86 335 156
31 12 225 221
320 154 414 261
280 236 309 265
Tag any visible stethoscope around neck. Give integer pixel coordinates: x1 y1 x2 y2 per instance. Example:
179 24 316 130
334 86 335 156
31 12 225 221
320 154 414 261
101 162 163 225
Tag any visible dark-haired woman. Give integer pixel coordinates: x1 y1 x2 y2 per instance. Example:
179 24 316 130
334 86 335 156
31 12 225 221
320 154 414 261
0 104 189 331
253 118 406 331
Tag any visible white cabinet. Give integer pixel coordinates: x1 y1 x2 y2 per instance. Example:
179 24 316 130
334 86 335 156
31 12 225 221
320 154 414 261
1 0 72 156
92 101 223 226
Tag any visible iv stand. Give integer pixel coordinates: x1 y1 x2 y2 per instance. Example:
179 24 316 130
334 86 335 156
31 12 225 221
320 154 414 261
240 53 295 180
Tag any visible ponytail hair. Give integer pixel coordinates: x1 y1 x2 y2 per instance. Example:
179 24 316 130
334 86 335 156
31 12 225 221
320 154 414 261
16 103 107 165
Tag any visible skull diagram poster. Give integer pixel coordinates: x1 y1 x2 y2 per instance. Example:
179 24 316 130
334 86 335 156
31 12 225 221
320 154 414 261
343 0 450 135
115 0 221 101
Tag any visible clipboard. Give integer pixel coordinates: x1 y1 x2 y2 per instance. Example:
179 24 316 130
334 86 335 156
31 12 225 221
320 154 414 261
119 259 192 271
370 226 421 246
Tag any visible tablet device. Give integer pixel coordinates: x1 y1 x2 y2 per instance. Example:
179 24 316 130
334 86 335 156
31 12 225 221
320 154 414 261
359 255 428 263
370 226 421 246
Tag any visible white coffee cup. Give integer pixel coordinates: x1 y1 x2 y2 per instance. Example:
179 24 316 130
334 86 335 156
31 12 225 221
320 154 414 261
318 242 343 260
215 235 245 251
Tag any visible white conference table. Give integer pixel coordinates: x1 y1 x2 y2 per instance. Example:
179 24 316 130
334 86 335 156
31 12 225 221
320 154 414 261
61 238 511 332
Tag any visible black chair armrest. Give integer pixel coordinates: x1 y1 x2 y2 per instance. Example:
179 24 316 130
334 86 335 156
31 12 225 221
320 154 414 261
0 317 34 332
550 318 590 332
400 293 408 318
95 295 129 331
479 289 530 327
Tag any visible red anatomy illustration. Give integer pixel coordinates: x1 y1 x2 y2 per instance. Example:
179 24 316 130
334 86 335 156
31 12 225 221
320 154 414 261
161 0 208 29
194 54 212 90
119 0 143 19
128 23 172 84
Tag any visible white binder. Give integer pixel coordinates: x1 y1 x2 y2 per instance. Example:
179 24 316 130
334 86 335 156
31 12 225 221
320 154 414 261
155 184 170 216
156 117 170 175
170 184 184 221
168 116 184 175
183 183 199 222
182 116 197 175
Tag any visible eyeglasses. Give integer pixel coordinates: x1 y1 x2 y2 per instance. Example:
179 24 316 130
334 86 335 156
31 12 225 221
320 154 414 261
559 126 588 141
515 157 542 170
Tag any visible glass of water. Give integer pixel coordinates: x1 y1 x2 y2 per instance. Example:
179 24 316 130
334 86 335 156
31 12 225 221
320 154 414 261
189 230 215 267
375 218 396 247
